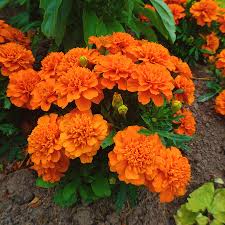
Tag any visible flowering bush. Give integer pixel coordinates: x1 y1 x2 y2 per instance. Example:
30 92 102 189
0 29 197 207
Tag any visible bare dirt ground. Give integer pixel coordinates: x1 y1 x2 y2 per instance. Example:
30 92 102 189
0 66 225 225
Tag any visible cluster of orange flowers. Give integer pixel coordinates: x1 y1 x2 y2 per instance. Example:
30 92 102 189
0 32 195 114
0 31 195 202
108 126 191 202
28 110 109 182
190 0 225 31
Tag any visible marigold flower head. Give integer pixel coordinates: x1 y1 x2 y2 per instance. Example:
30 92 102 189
168 4 186 24
164 0 187 4
30 79 57 111
190 0 218 26
218 11 225 33
7 69 41 109
89 32 137 54
33 152 69 183
59 109 109 163
171 56 193 79
108 126 166 186
55 66 103 111
174 109 196 136
215 90 225 115
148 147 191 202
94 54 134 90
216 49 225 72
202 32 220 54
125 42 175 71
57 48 99 75
174 75 195 105
127 63 174 106
28 114 69 182
0 42 34 76
39 52 64 80
0 20 30 47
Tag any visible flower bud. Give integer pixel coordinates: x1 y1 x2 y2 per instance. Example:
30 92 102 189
79 56 88 67
109 177 116 185
112 92 123 109
152 118 157 123
118 105 128 117
172 100 182 113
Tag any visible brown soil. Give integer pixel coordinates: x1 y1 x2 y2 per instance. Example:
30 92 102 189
0 66 225 225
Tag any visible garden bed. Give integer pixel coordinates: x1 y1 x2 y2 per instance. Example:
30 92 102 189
0 66 224 225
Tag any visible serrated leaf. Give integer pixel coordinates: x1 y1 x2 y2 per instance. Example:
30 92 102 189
174 204 197 225
101 130 116 149
91 176 111 198
36 177 57 188
186 182 214 213
196 213 209 225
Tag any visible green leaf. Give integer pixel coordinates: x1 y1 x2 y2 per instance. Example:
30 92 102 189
105 20 125 34
3 98 11 109
150 0 176 43
79 184 97 203
206 82 222 92
0 123 19 136
157 131 192 142
115 182 127 212
36 177 57 188
101 130 116 149
40 0 72 45
186 182 214 213
174 89 184 94
196 213 209 225
138 128 152 136
209 189 225 215
0 0 10 9
63 180 80 201
210 219 223 225
198 92 218 102
127 185 138 208
174 204 197 225
53 188 77 207
213 212 225 224
91 176 111 198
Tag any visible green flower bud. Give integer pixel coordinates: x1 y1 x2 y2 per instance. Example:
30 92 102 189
172 100 182 113
109 177 116 185
152 118 157 123
112 92 123 109
79 56 88 67
118 104 128 117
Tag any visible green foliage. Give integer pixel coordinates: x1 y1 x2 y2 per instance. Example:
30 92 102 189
174 182 225 225
101 130 116 149
36 177 58 188
138 102 192 151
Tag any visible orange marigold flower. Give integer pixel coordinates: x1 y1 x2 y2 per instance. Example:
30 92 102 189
0 20 30 47
164 0 187 4
148 147 191 202
174 109 196 136
89 32 137 54
127 63 174 106
174 75 195 105
0 42 34 76
216 49 225 72
39 52 64 80
202 32 220 54
215 90 225 115
108 126 166 186
28 114 69 182
30 79 57 111
59 109 109 163
33 153 69 183
168 4 186 24
55 66 103 111
190 0 218 26
57 48 99 75
94 54 134 90
218 9 225 33
7 69 40 109
171 56 193 79
125 42 175 71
